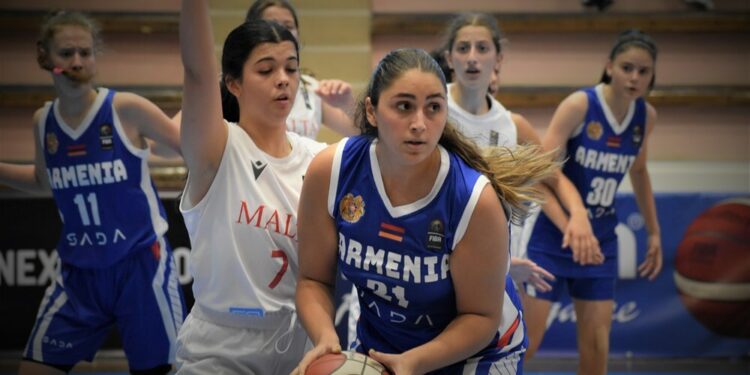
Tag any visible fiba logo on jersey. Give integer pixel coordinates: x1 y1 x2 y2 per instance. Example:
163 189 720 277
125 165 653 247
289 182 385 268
673 198 750 338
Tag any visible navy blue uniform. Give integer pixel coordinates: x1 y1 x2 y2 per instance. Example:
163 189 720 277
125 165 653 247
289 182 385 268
24 88 184 370
523 85 646 299
331 136 526 374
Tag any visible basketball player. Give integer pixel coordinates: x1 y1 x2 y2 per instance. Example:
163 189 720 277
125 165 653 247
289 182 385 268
176 1 325 373
239 0 359 139
521 30 663 375
441 13 558 291
0 11 185 375
293 48 558 375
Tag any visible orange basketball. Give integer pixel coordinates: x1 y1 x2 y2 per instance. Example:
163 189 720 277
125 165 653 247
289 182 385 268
674 198 750 338
305 351 390 375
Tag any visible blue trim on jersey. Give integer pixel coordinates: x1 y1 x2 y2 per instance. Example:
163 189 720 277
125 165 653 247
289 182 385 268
42 88 168 268
335 136 523 371
526 85 646 278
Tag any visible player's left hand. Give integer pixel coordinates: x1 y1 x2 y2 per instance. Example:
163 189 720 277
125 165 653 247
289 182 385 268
315 79 354 109
509 257 555 292
368 349 411 375
638 233 662 280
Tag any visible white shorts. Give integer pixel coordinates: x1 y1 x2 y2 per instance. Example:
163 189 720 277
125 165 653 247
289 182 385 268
175 311 310 375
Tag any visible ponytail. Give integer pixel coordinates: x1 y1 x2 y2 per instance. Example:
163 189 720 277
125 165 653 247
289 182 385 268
439 122 559 224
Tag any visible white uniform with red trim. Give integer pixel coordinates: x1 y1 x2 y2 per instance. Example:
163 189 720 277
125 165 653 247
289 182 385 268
177 122 325 374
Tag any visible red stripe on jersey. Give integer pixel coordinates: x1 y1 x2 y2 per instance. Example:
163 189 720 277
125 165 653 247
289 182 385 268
497 315 521 348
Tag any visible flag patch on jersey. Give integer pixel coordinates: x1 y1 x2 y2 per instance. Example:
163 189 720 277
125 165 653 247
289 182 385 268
67 144 87 157
606 136 621 148
378 222 404 242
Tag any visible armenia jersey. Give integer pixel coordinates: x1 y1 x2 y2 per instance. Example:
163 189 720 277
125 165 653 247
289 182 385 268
286 74 323 139
39 88 168 268
447 83 517 149
180 123 325 328
524 84 647 276
330 136 525 370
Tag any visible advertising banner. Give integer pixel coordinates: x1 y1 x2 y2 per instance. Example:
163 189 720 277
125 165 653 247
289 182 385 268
1 193 748 357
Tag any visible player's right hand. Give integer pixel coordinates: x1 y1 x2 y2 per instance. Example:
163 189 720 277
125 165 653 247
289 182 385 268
291 341 342 375
562 212 603 266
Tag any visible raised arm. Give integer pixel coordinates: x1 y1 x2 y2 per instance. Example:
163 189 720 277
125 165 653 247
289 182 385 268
180 0 228 204
293 145 342 375
630 103 662 280
369 185 506 374
541 92 602 265
317 79 359 136
114 92 181 158
0 108 51 195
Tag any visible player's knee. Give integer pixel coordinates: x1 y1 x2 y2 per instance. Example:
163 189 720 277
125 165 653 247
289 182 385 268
131 364 172 375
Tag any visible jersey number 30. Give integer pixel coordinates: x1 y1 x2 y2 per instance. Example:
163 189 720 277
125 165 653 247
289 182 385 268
586 177 617 207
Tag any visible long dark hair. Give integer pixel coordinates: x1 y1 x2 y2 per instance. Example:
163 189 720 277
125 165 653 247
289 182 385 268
600 29 658 89
354 48 557 221
220 19 299 122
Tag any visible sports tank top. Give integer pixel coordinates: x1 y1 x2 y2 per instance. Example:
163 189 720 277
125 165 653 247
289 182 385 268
39 88 168 268
180 123 325 327
286 74 323 139
330 136 525 365
447 83 517 148
527 84 647 262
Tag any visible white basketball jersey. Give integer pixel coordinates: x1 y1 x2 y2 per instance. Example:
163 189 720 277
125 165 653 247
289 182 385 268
447 83 518 149
180 123 325 327
287 74 323 139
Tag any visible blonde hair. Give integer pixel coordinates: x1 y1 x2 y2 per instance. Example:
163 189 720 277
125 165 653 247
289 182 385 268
440 122 559 224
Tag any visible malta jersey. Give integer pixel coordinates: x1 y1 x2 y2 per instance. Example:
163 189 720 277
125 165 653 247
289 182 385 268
447 83 517 149
286 74 323 139
447 83 530 260
330 136 525 366
524 84 647 277
39 88 168 268
180 123 325 327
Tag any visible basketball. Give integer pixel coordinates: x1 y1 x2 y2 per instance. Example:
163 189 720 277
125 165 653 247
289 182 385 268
673 198 750 338
305 351 390 375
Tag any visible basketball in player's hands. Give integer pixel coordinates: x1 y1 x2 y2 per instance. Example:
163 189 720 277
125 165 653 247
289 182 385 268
306 351 390 375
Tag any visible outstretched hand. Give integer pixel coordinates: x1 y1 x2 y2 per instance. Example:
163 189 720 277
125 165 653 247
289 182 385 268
315 79 354 109
509 257 555 292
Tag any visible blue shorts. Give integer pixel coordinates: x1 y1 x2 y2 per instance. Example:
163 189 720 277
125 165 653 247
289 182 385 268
525 275 615 301
23 238 185 370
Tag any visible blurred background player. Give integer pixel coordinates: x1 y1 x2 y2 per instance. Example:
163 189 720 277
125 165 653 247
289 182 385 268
238 0 359 139
521 29 664 375
0 10 184 375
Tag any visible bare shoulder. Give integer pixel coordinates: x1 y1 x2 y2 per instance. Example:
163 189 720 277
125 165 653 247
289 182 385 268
562 90 589 113
32 106 46 124
112 91 149 112
510 112 541 145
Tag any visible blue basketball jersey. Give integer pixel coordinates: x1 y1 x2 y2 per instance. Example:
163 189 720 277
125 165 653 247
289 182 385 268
525 84 646 277
39 88 169 268
330 136 525 371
